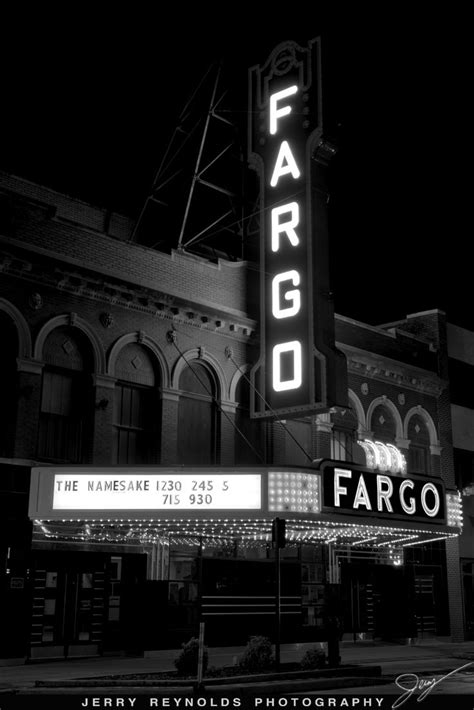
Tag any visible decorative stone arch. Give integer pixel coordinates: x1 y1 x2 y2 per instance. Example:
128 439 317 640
403 405 440 449
366 395 403 440
171 348 226 399
107 332 170 388
229 364 251 403
34 313 106 373
0 297 32 358
347 389 366 434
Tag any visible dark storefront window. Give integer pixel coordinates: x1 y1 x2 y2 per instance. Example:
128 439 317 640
462 560 474 638
178 362 218 464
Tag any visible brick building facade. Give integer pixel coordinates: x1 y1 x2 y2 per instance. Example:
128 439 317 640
0 171 465 660
445 322 474 638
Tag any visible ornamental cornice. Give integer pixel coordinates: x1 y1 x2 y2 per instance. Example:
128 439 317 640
0 243 257 341
339 343 445 397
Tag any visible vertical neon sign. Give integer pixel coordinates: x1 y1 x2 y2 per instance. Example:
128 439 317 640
248 39 347 419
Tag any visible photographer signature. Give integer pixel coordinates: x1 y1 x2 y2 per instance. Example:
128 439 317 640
392 661 474 708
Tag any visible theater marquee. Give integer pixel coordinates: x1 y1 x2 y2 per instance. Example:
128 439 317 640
29 465 461 546
248 38 347 419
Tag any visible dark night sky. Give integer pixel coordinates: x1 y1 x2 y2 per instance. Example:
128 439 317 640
1 7 471 328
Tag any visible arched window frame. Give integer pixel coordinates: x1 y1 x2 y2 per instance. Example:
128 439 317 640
108 332 167 465
176 356 221 465
404 406 440 476
36 324 94 463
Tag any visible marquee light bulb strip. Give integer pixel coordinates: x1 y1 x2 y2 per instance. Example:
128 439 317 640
446 491 463 527
268 471 319 513
33 513 459 549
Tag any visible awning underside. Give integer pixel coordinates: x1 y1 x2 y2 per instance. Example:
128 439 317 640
32 516 459 550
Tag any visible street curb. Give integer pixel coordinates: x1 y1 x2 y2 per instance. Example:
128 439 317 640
30 676 391 695
35 664 382 688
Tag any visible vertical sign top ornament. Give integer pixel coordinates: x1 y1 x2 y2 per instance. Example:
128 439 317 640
248 38 347 420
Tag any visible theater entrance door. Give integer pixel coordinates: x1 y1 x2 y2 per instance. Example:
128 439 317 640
29 552 106 660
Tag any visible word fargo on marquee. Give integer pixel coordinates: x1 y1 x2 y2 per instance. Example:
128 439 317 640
320 461 446 523
248 38 346 420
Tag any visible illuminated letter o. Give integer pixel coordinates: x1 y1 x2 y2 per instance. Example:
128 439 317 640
272 341 302 392
421 483 440 517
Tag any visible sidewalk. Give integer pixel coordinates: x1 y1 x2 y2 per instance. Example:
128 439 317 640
1 639 474 692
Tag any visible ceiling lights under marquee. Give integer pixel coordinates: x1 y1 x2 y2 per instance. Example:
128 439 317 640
32 515 459 552
29 466 461 556
357 439 407 474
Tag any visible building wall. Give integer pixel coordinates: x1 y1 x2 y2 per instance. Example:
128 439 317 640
447 323 474 563
0 172 466 652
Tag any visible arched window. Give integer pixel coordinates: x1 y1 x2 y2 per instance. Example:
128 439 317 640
178 362 218 465
370 404 396 444
113 343 160 464
38 326 93 463
0 312 19 457
407 414 431 474
234 376 265 464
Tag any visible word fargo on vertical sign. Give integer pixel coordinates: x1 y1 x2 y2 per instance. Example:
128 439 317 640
248 38 347 420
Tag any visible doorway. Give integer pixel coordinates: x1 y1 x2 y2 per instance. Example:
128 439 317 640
29 552 106 659
341 562 417 641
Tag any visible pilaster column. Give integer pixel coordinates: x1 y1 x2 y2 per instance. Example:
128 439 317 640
91 374 116 464
271 421 287 465
445 536 465 641
430 444 442 476
395 437 410 469
313 413 333 459
220 401 237 465
161 389 179 464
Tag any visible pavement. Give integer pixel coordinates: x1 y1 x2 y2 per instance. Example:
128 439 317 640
1 638 474 693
